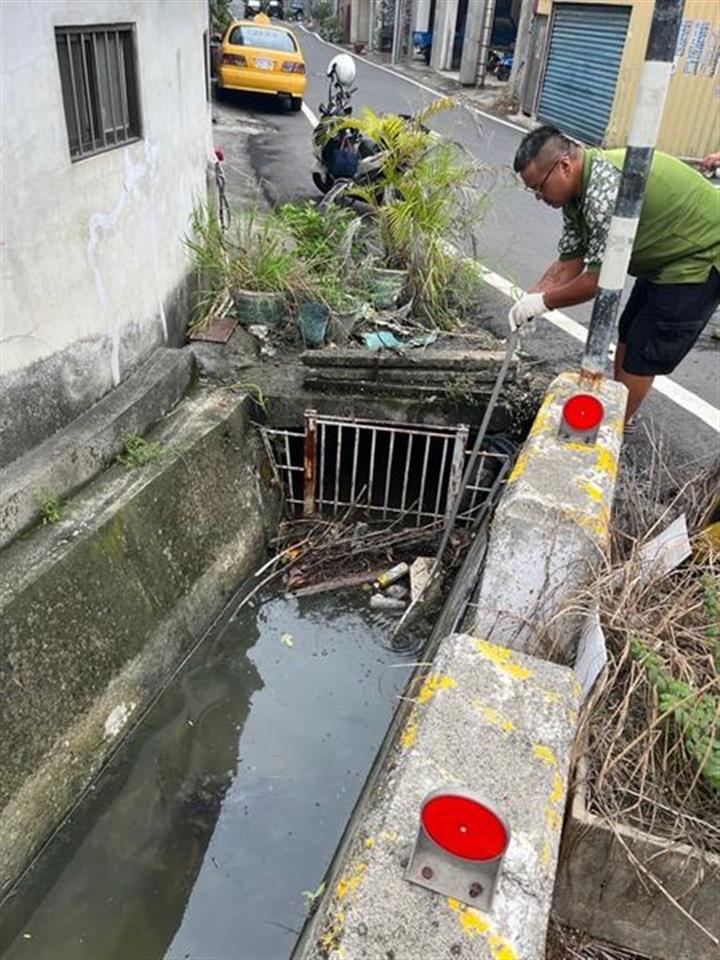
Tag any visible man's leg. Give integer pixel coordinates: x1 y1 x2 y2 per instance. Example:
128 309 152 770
615 269 720 423
615 366 654 422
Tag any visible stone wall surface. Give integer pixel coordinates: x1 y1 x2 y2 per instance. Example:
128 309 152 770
0 388 278 893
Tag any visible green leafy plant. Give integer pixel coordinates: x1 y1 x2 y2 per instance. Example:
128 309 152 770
277 201 358 270
337 100 487 325
37 490 63 525
630 636 720 789
702 570 720 670
209 0 232 32
117 432 167 469
301 880 326 913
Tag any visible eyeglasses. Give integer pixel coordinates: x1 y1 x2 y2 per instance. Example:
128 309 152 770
525 154 567 196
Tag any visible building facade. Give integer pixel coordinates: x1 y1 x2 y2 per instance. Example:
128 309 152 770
0 0 211 467
518 0 719 156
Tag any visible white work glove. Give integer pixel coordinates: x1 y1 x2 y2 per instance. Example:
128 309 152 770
508 292 546 335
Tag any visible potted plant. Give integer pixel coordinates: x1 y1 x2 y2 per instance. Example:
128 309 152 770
187 205 314 328
340 101 485 326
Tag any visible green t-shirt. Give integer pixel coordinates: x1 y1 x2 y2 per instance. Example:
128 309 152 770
559 148 720 284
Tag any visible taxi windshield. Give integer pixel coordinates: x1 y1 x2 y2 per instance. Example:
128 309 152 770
229 26 296 52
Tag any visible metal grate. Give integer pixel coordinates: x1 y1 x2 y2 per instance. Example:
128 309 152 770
55 24 142 161
262 411 507 528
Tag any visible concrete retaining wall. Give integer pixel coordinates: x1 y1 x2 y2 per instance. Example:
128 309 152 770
298 635 580 960
0 388 279 893
0 346 194 549
554 761 720 960
473 371 627 658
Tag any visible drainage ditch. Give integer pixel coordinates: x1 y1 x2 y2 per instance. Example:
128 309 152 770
0 395 527 960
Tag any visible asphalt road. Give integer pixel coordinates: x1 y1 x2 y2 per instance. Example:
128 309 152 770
214 20 719 468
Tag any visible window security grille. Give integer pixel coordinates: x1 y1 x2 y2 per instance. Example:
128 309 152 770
55 24 141 161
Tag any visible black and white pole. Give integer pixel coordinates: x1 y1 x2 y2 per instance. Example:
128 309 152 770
581 0 685 381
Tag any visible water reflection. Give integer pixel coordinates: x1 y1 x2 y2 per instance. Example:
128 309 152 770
0 590 414 960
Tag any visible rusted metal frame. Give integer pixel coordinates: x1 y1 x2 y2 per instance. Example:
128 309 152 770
313 412 458 443
303 410 317 516
445 425 470 524
318 421 327 512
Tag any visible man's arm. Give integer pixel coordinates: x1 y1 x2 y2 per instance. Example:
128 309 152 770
530 257 584 293
542 269 599 310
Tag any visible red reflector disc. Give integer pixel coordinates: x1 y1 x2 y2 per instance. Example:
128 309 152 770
421 794 508 861
562 393 604 432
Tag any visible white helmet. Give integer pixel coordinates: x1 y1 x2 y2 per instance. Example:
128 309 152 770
327 54 356 87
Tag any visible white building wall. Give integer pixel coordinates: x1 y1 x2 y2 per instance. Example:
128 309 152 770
0 0 210 465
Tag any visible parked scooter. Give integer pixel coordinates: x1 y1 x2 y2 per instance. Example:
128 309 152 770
311 54 425 198
311 54 386 195
487 48 513 81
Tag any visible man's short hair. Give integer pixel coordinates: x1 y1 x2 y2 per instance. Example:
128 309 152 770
513 125 576 173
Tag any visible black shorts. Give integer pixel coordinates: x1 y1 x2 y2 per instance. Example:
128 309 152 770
618 266 720 376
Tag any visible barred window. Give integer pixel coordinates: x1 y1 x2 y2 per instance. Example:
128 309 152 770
55 25 141 161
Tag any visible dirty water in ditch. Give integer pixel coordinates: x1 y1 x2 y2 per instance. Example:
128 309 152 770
0 589 420 960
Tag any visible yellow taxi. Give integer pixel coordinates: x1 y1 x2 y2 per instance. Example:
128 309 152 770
217 14 306 111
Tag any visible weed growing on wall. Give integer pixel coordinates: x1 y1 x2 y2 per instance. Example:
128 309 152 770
117 432 167 469
37 491 63 524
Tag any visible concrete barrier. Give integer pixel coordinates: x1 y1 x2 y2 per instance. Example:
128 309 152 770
298 634 580 960
473 371 627 658
0 346 194 549
0 388 279 893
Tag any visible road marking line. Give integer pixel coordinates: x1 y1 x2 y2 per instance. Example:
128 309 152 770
301 101 318 127
297 29 720 433
483 269 720 433
298 24 528 134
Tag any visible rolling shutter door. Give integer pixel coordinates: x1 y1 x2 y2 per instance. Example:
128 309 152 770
537 4 630 144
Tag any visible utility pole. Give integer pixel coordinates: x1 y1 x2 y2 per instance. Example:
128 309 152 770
581 0 685 382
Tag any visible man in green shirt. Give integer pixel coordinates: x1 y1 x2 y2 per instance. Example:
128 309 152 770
509 125 720 421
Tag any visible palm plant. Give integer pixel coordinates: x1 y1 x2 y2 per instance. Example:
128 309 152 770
336 100 487 325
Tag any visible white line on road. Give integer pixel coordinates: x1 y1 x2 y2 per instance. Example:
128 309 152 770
298 25 528 134
301 101 318 128
482 269 720 433
297 29 720 433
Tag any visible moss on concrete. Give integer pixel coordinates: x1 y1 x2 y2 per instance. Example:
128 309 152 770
0 388 280 892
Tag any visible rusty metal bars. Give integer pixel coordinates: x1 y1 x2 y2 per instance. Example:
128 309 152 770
262 414 506 527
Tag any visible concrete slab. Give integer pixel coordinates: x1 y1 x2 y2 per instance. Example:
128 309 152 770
0 387 279 893
554 760 720 960
297 634 580 960
473 371 627 659
0 346 194 549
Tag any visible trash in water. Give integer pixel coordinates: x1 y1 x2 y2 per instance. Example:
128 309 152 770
280 632 295 647
374 562 410 590
385 583 409 600
409 556 434 602
370 595 406 611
